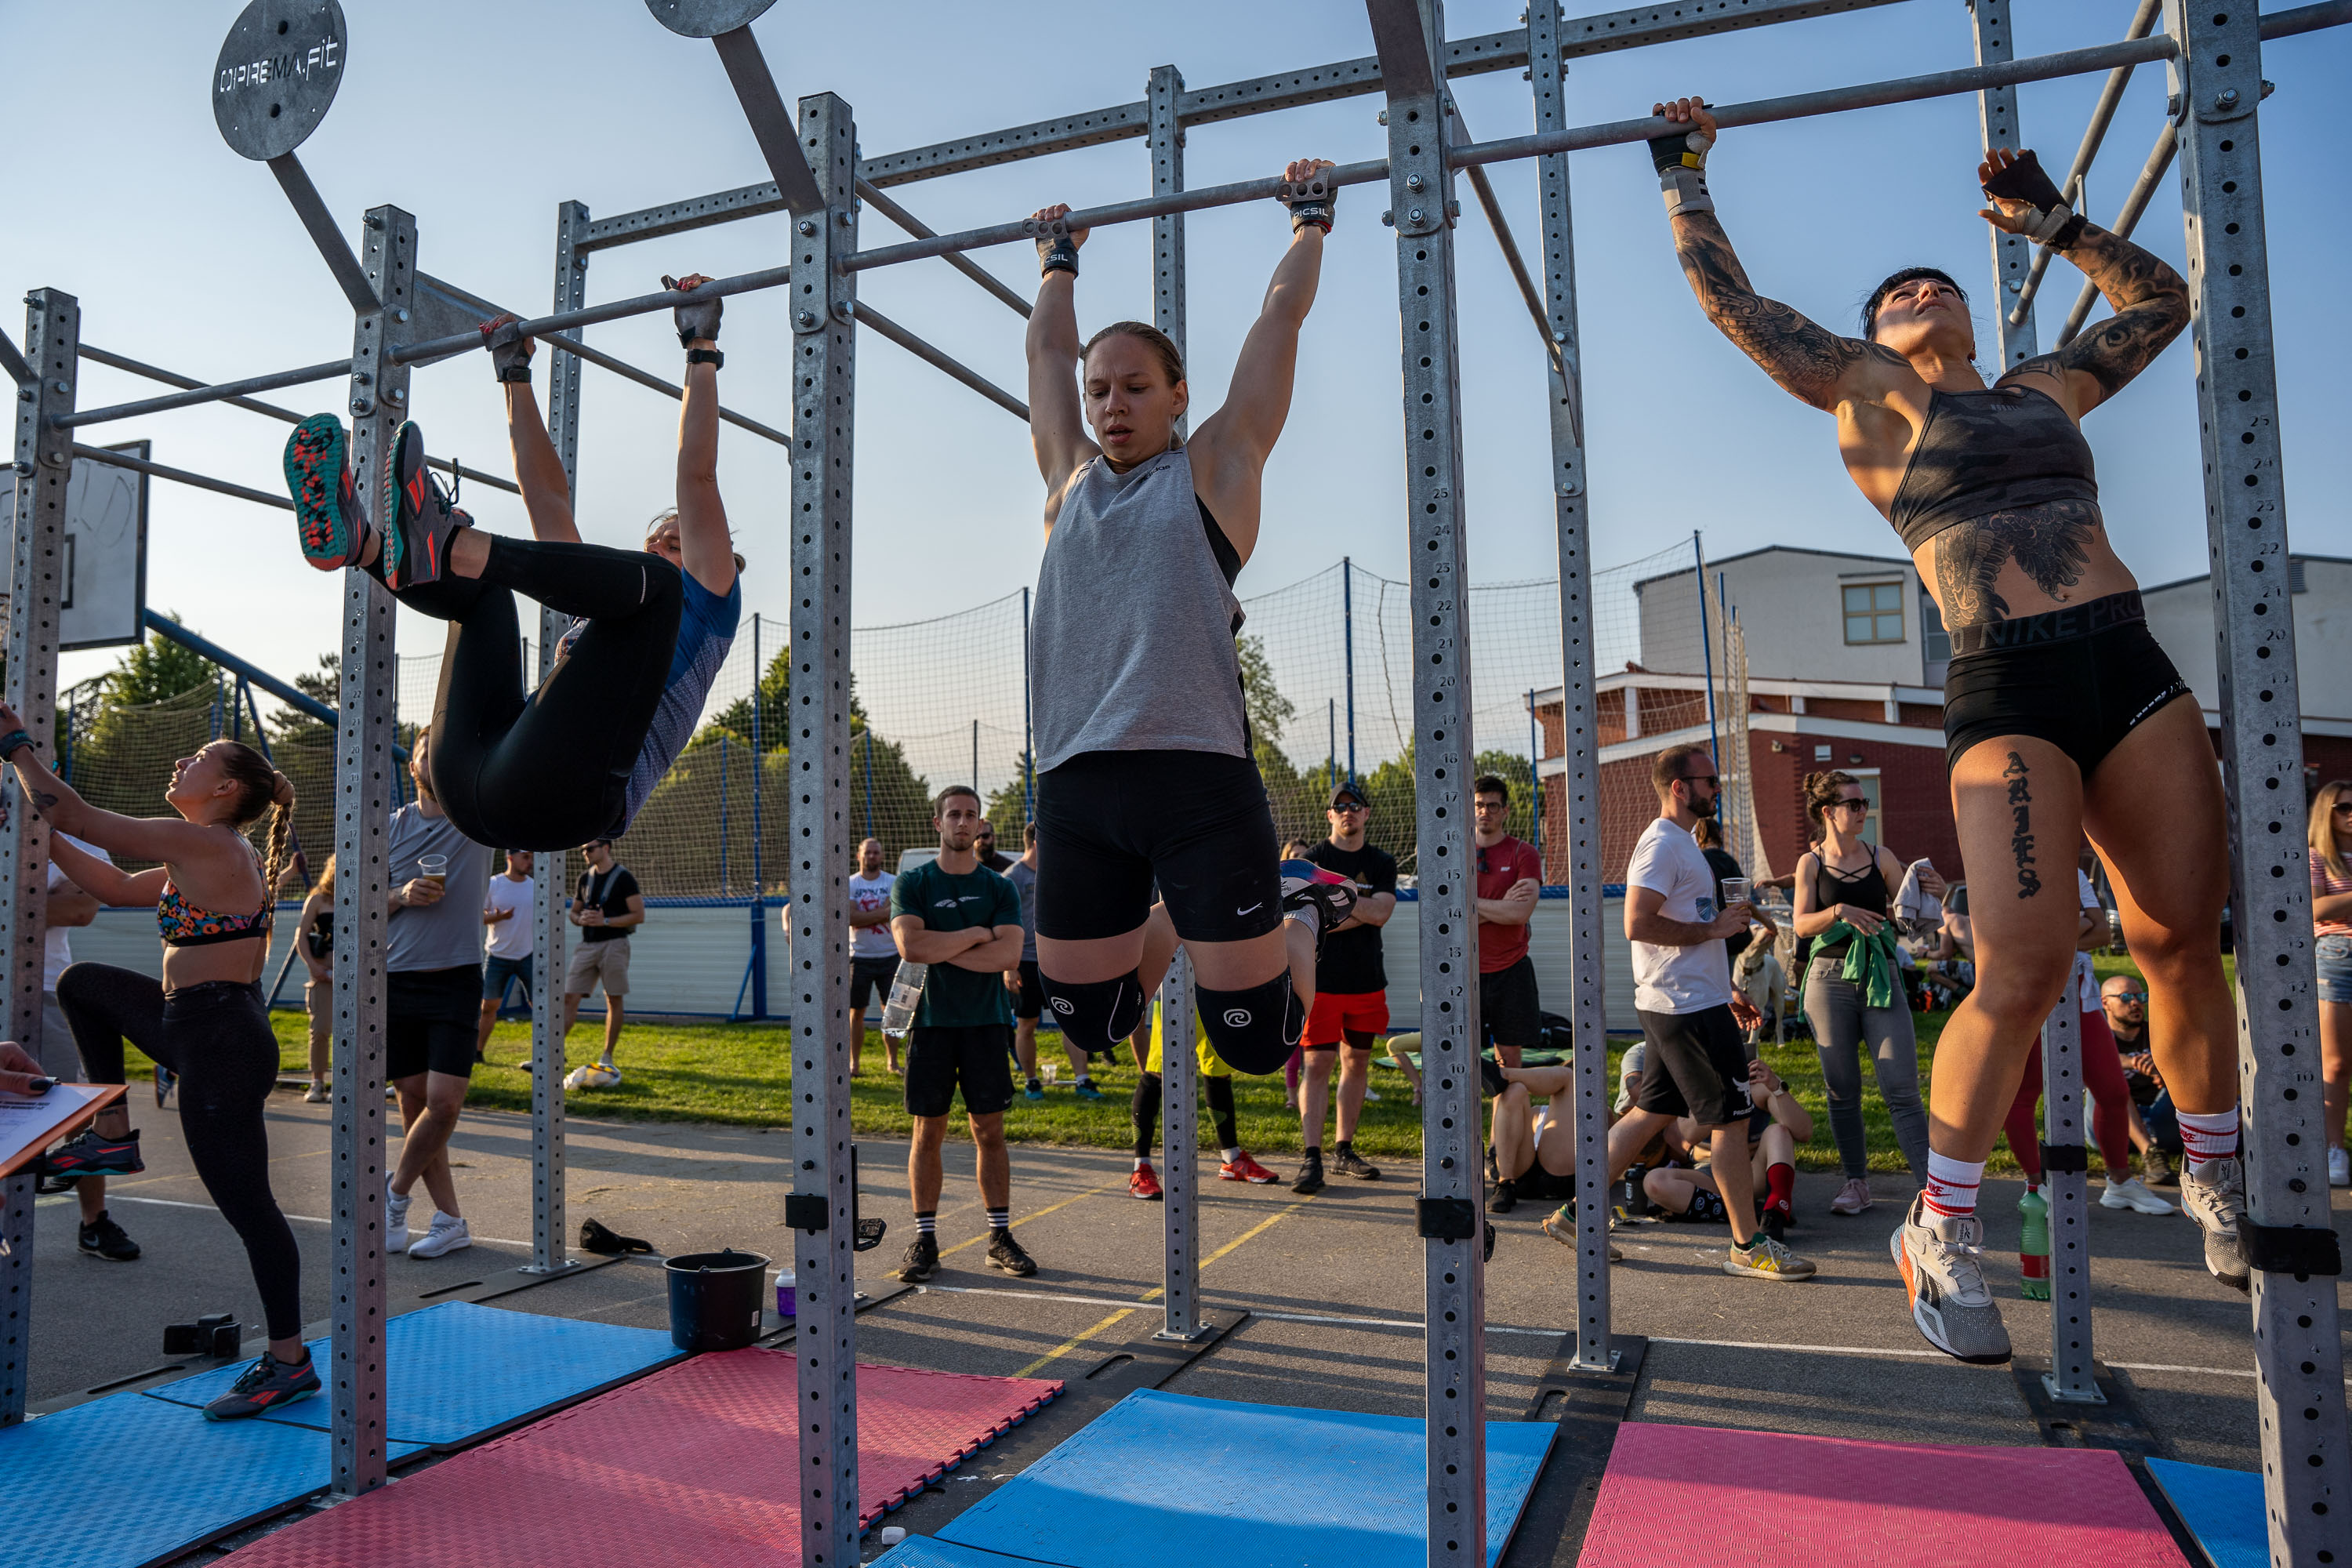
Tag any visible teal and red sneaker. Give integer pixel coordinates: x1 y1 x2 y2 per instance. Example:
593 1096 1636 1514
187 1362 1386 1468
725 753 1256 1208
1279 859 1357 936
202 1350 321 1421
38 1126 143 1180
283 414 368 571
379 421 467 591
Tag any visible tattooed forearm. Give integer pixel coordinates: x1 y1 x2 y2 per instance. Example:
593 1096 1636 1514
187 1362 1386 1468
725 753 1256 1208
2002 753 2044 898
1931 500 2099 626
1671 212 1902 411
2025 222 2189 401
31 789 57 820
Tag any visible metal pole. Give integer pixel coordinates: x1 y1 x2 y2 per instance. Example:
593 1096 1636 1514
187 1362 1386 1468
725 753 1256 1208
1022 587 1035 821
2039 1003 2100 1402
720 736 730 895
1156 951 1207 1340
1693 534 1719 764
1149 63 1188 444
1529 0 1613 1376
787 92 862 1568
0 287 75 1427
2009 0 2163 325
2060 121 2180 345
1371 5 1485 1562
853 178 1033 318
750 612 767 1020
972 718 979 793
328 205 414 1499
1330 699 1338 794
1527 691 1541 875
1968 0 2042 368
59 358 356 429
864 726 874 840
2162 5 2351 1559
1342 557 1356 783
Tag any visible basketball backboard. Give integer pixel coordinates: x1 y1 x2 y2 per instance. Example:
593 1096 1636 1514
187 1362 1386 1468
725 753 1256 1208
1 442 151 652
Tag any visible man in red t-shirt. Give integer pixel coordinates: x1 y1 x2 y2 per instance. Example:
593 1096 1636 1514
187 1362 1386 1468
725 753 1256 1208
1473 775 1544 1067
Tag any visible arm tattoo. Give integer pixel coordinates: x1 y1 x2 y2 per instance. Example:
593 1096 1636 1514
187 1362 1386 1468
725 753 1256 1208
2035 223 2190 400
1930 500 2098 625
1671 212 1904 410
31 789 58 820
2002 752 2044 898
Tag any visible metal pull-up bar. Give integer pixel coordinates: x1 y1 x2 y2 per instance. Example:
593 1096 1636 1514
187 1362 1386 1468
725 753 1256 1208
2007 0 2162 327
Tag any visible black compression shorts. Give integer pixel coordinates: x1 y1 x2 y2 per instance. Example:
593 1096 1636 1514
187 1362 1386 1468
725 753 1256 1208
1034 750 1282 946
1941 591 2192 778
1013 959 1046 1022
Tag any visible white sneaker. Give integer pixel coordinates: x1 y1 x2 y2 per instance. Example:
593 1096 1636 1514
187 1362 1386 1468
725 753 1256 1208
2330 1146 2350 1189
303 1083 328 1104
2100 1176 2177 1215
2179 1156 2251 1292
1890 1192 2011 1364
408 1214 471 1259
385 1182 413 1254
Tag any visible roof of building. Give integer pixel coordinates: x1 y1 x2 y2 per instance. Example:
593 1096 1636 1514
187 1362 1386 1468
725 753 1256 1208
1632 543 1913 595
2139 553 2352 597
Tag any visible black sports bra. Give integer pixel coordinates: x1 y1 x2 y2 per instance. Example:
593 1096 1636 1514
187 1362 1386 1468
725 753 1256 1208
1887 382 2100 553
1810 848 1888 962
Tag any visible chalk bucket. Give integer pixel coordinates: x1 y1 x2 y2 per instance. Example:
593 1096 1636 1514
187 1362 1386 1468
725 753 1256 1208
664 1247 770 1352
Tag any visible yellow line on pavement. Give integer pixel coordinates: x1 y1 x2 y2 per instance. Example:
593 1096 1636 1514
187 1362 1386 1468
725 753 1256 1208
935 1178 1123 1259
1140 1194 1315 1301
1013 1308 1137 1378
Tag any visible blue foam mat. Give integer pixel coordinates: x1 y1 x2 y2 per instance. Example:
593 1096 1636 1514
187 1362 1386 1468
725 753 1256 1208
143 1300 677 1446
4 1386 424 1568
938 1388 1557 1568
871 1539 1031 1568
2147 1457 2267 1568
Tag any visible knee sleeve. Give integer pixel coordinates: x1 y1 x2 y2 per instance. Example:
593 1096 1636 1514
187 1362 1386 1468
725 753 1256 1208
1197 974 1306 1076
1040 971 1146 1056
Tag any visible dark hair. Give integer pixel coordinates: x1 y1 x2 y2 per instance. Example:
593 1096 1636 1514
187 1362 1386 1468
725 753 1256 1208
214 740 296 898
1860 267 1966 339
1802 769 1862 831
1692 816 1722 849
1081 321 1185 388
1473 774 1510 804
1650 742 1711 797
1023 820 1038 845
933 785 981 816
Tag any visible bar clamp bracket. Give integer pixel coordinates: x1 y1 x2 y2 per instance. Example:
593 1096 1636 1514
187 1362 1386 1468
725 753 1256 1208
2244 1219 2343 1278
2037 1142 2089 1174
1416 1196 1478 1241
784 1192 829 1232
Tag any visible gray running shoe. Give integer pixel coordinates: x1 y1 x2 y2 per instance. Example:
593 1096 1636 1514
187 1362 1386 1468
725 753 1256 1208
1723 1234 1816 1281
1330 1145 1381 1181
1890 1192 2012 1364
2179 1156 2251 1293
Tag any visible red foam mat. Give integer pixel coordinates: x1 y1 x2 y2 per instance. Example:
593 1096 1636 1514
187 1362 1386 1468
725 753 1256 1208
1577 1423 2191 1568
223 1351 1061 1568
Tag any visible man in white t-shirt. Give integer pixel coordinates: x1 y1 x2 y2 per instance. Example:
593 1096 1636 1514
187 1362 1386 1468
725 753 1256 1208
37 833 140 1261
846 838 901 1074
477 849 536 1064
1607 743 1810 1281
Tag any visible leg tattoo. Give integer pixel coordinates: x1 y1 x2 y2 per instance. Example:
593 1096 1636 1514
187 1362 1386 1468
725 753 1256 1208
2003 752 2042 898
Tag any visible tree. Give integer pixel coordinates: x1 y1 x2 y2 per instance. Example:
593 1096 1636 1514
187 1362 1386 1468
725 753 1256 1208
1236 633 1294 748
107 617 218 706
705 641 789 750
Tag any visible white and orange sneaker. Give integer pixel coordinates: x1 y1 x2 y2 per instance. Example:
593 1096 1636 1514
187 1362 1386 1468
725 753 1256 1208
1891 1192 2012 1364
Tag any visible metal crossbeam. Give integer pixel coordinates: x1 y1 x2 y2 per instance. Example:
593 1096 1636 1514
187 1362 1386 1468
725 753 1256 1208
2009 0 2161 326
0 328 28 388
56 358 355 429
71 441 292 511
1967 0 2039 370
269 152 379 314
854 180 1031 318
712 25 826 215
851 304 1026 421
2058 121 2177 344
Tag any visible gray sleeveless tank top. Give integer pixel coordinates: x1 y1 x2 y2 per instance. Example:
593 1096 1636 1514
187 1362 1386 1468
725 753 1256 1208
1030 447 1247 773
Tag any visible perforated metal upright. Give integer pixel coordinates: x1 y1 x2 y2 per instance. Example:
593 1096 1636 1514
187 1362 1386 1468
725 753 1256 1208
1149 63 1188 441
1370 2 1485 1562
787 90 863 1568
2163 5 2350 1560
1157 950 1207 1339
2038 1004 2099 1401
0 289 75 1428
528 198 593 1276
1966 0 2040 368
328 203 412 1497
1526 1 1612 1374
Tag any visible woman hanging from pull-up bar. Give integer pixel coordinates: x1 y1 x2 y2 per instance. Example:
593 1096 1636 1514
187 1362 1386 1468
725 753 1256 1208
1021 159 1356 1083
1648 97 2240 1366
281 278 742 851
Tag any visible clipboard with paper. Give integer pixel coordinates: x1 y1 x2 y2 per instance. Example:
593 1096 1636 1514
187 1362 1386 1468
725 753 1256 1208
0 1081 129 1180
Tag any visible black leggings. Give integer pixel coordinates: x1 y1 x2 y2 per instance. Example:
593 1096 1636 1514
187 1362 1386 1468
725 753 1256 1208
58 965 302 1342
1132 1071 1240 1159
390 535 681 850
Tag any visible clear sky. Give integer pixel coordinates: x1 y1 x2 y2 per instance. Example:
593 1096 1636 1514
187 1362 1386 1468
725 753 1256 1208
5 1 2345 695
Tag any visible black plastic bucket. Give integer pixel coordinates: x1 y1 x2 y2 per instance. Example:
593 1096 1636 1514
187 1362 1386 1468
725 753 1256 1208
663 1248 770 1352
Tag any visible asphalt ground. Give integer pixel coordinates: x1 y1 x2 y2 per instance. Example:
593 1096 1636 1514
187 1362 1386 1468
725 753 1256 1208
23 1086 2346 1561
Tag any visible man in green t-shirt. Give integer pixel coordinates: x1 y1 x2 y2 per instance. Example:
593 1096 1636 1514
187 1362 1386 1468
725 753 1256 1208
889 785 1031 1283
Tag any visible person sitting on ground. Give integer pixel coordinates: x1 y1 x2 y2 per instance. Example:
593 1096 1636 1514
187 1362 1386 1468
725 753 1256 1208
1642 1059 1813 1245
295 854 336 1101
564 838 643 1089
30 830 137 1261
1298 781 1398 1195
848 838 902 1076
2103 971 2176 1185
281 277 740 851
1131 984 1279 1196
477 848 535 1066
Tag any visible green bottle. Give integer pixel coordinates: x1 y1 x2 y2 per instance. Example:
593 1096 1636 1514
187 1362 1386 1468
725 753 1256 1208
2018 1185 2051 1301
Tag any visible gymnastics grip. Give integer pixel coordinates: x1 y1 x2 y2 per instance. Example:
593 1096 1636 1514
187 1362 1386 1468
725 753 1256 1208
1026 214 1080 279
1647 115 1715 219
1980 149 2085 249
1279 168 1338 235
662 275 723 349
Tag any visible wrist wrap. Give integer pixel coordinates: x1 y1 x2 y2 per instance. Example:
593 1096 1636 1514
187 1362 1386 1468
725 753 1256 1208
482 318 534 384
686 347 724 369
1279 168 1338 235
0 730 31 760
1036 235 1080 278
1648 122 1716 218
1980 148 2086 248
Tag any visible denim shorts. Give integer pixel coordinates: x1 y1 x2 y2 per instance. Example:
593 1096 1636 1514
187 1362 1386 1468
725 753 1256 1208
2318 933 2352 1005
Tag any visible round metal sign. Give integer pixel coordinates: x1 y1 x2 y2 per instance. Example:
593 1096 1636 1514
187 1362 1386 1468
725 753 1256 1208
212 0 350 162
644 0 780 39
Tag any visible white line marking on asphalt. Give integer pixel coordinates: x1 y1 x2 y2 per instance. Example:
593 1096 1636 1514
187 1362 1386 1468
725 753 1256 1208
919 1284 1564 1336
101 1194 535 1249
2106 1361 2257 1379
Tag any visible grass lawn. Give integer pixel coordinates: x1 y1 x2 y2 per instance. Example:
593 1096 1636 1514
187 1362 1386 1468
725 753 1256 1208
232 950 2171 1174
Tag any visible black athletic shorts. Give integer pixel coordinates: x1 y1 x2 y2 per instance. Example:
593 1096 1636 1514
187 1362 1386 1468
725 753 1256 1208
1941 590 2192 778
1516 1159 1577 1203
1480 956 1541 1055
848 956 898 1018
1013 959 1045 1022
1633 1004 1753 1127
388 964 484 1082
904 1024 1017 1119
1034 750 1281 946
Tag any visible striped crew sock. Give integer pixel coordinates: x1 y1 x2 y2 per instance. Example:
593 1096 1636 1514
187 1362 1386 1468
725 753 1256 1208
2176 1106 2242 1178
913 1211 937 1236
1922 1151 1985 1221
985 1207 1010 1235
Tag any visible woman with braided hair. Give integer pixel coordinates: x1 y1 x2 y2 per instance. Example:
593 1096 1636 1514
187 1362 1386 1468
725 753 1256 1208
0 719 314 1418
1649 96 2241 1365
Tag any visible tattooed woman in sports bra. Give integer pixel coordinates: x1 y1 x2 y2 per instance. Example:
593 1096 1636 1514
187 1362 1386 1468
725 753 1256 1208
1650 96 2244 1366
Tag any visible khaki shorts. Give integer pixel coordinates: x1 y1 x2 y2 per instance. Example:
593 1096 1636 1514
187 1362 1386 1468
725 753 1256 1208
564 936 631 999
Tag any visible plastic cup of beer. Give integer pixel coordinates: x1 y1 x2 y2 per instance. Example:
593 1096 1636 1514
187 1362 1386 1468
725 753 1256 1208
1720 877 1751 909
1042 1064 1058 1085
417 854 448 891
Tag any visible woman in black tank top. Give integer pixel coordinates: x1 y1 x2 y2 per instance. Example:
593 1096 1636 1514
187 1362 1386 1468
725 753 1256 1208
1650 97 2244 1357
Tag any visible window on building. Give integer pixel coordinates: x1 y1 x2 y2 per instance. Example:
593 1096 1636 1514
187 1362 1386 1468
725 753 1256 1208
1842 582 1905 644
1919 590 1950 662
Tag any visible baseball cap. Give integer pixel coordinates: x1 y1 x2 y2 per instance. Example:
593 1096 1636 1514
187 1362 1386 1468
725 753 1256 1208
1328 782 1369 809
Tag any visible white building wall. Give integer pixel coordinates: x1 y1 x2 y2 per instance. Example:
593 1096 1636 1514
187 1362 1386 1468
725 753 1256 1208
1639 548 1927 686
2142 557 2352 722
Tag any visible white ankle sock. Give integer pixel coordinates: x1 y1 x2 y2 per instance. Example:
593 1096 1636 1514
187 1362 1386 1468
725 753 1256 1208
1922 1151 1984 1220
2176 1106 2241 1176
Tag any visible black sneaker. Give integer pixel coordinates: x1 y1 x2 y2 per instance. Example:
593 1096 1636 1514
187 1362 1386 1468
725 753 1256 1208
1484 1144 1500 1186
78 1210 141 1261
1479 1055 1509 1098
34 1171 79 1196
40 1127 144 1180
379 422 468 590
897 1233 940 1283
1330 1145 1381 1181
1487 1177 1519 1215
203 1350 321 1421
985 1229 1036 1277
1292 1151 1326 1196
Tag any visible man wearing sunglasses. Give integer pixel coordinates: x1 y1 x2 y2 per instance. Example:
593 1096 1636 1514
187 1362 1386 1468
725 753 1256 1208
1296 782 1399 1192
2102 973 2179 1185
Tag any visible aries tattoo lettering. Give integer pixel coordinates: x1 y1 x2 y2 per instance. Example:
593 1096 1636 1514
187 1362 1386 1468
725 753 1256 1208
2002 752 2042 898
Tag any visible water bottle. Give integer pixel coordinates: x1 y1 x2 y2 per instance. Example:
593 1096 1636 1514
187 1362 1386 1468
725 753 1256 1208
2018 1185 2051 1301
880 961 927 1040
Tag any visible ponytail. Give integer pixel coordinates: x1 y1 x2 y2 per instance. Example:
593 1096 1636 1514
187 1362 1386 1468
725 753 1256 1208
260 787 296 899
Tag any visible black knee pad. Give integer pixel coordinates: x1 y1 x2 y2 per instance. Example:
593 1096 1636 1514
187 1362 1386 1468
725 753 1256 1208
1040 971 1146 1056
1196 975 1306 1075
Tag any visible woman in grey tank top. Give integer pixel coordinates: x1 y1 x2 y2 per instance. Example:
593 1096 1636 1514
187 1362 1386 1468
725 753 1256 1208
1016 158 1357 1082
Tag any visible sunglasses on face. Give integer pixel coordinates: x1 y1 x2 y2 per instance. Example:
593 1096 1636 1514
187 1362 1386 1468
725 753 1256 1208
1682 775 1719 790
1829 797 1868 813
2112 990 2147 1003
2335 801 2352 814
1332 803 1367 814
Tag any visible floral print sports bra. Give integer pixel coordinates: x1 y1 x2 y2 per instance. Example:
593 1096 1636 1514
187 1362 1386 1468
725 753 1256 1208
158 879 274 948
